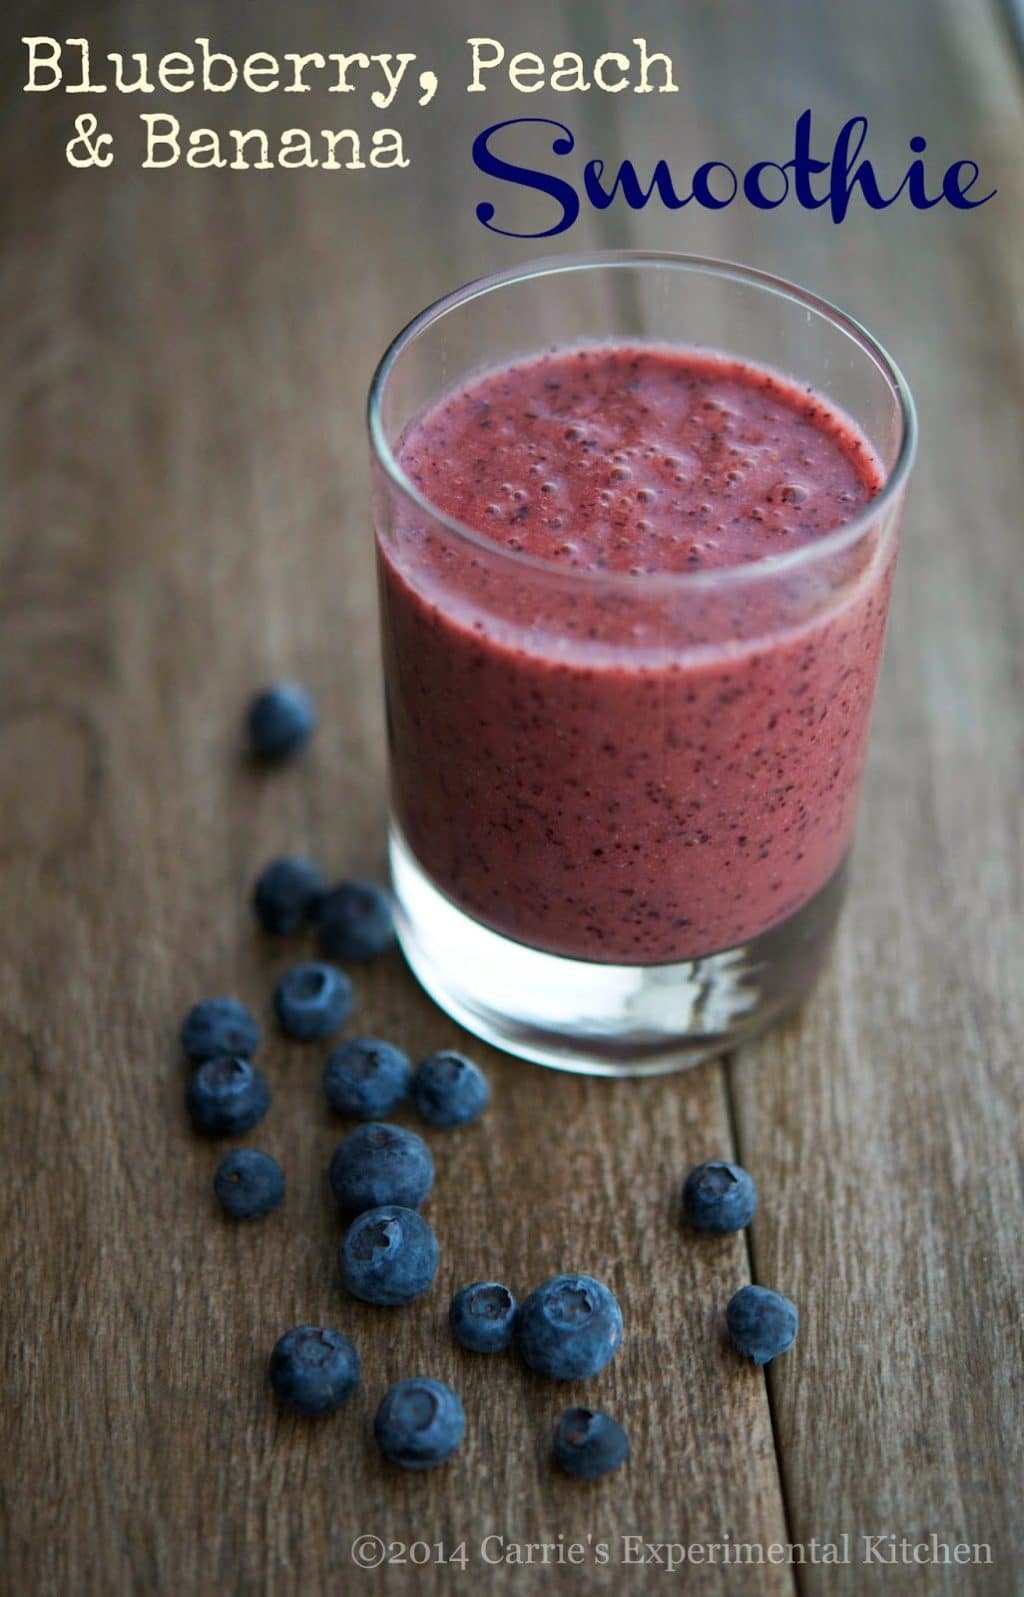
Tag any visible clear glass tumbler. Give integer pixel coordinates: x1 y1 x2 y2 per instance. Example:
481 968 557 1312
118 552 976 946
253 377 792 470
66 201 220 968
368 253 916 1076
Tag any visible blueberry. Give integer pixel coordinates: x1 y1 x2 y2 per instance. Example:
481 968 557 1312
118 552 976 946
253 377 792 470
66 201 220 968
323 1037 411 1119
411 1051 490 1128
374 1378 464 1470
213 1148 284 1218
682 1160 757 1234
726 1285 799 1365
268 1325 359 1416
315 880 395 962
553 1408 630 1479
181 997 260 1063
274 962 353 1042
252 857 325 935
449 1282 518 1353
186 1056 270 1136
328 1123 433 1215
247 683 316 762
517 1274 623 1381
339 1204 438 1306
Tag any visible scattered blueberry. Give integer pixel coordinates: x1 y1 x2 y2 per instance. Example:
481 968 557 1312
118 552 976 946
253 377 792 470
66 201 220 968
247 683 316 762
213 1148 284 1218
726 1285 799 1365
268 1325 360 1416
252 856 325 935
411 1051 490 1128
682 1160 757 1234
328 1122 434 1214
374 1378 465 1470
186 1056 271 1136
323 1037 411 1119
315 880 395 962
274 962 353 1042
180 997 260 1063
517 1274 623 1381
339 1204 439 1306
553 1408 630 1479
449 1282 518 1353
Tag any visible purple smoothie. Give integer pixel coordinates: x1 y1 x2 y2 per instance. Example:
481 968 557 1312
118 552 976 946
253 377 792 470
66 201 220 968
376 344 891 963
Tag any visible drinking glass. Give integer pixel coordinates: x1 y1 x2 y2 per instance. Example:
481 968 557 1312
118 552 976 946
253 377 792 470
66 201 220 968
368 253 916 1075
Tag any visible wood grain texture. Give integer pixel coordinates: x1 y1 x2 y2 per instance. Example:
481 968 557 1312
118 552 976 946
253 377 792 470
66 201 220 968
590 2 1024 1589
1 1 1021 1594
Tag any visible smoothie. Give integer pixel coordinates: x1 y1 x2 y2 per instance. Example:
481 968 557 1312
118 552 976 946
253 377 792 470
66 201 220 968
377 344 891 964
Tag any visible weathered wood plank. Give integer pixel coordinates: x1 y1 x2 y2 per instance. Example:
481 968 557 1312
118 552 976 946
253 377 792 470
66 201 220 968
576 0 1024 1588
0 2 797 1594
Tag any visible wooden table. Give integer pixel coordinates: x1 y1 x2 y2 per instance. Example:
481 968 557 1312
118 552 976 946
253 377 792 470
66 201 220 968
3 1 1021 1591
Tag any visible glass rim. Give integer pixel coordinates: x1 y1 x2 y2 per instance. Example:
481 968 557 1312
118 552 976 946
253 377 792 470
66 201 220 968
367 250 918 592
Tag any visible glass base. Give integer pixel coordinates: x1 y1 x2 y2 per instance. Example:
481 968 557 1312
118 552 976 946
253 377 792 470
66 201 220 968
389 825 848 1078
